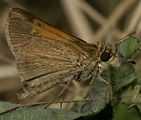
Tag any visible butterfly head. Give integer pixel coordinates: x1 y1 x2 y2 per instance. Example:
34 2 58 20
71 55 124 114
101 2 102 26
98 43 116 62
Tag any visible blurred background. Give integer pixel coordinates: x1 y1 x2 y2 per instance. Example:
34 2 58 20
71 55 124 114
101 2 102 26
0 0 140 110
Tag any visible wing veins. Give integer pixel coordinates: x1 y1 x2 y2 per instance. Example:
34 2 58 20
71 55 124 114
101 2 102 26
10 18 89 56
35 52 71 62
26 64 76 81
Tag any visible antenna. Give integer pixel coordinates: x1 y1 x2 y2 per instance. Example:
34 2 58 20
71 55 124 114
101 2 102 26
115 31 136 44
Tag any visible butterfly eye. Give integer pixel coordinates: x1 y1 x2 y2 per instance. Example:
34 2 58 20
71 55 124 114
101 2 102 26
100 51 111 62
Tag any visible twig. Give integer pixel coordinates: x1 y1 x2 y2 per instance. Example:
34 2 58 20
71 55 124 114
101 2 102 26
94 0 138 42
124 0 141 33
60 0 93 42
0 98 106 115
75 0 106 26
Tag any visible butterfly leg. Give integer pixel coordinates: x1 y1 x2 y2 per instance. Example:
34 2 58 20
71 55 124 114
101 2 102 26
97 76 109 84
105 78 111 104
98 74 111 104
89 73 97 114
88 68 112 113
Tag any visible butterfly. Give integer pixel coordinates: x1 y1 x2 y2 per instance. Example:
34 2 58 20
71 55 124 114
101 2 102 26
5 8 116 99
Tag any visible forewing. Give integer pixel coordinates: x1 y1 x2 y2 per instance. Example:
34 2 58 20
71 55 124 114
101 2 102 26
6 8 88 54
5 8 89 98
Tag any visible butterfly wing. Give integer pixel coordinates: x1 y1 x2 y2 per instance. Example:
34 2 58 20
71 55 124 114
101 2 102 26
6 8 90 98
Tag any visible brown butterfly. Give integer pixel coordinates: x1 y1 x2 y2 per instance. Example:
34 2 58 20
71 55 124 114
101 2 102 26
5 8 116 99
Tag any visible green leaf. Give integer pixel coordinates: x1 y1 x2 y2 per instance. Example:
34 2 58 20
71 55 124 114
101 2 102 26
113 103 141 120
121 85 141 104
136 75 141 85
107 64 118 79
80 73 112 116
115 36 139 63
120 87 133 104
0 102 81 120
112 62 137 93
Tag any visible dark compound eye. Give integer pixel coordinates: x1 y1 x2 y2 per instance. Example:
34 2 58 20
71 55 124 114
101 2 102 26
100 51 111 62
